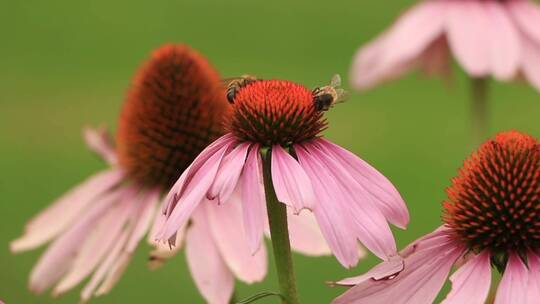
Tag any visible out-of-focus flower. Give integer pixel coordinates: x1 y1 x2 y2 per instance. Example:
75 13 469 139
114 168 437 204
11 45 330 304
351 0 540 91
156 77 409 269
334 131 540 304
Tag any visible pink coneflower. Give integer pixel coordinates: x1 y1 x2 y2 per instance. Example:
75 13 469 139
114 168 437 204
156 77 409 270
334 131 540 304
351 0 540 91
11 45 331 304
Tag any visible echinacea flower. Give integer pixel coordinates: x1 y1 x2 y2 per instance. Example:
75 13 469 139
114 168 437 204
11 45 330 304
156 76 410 269
351 0 540 91
334 131 540 304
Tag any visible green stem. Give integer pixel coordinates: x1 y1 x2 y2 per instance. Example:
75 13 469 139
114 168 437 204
470 77 490 147
262 151 300 304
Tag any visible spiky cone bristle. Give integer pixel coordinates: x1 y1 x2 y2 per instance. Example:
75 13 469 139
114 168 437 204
444 131 540 259
226 80 326 147
117 44 229 189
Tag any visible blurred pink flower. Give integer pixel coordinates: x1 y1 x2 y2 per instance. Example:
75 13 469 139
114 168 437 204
351 0 540 91
11 45 333 304
333 131 540 304
12 128 331 304
156 79 409 269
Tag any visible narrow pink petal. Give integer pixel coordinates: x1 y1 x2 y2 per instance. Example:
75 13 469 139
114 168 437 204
378 1 446 70
83 127 117 165
446 1 491 76
186 209 235 304
53 194 136 296
306 143 397 260
207 142 250 203
158 139 233 241
350 1 445 90
162 134 236 216
483 1 520 80
240 145 266 254
95 251 131 296
521 37 540 92
296 145 360 268
316 139 409 229
205 199 267 283
287 209 332 257
28 188 129 294
495 253 529 304
126 190 160 252
335 255 404 287
271 145 316 212
11 169 124 252
334 231 465 304
81 228 130 301
527 251 540 303
442 250 491 304
507 0 540 45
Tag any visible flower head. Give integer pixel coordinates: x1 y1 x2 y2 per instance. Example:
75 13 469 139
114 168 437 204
157 76 409 268
228 80 326 145
351 0 540 91
334 131 540 304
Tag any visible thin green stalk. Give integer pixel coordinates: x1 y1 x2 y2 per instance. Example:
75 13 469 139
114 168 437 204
262 151 300 304
470 77 490 147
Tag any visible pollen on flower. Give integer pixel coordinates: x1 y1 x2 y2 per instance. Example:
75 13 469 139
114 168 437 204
443 131 540 257
117 45 229 189
226 80 327 146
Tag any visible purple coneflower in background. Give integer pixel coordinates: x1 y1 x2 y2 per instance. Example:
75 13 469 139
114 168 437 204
334 131 540 304
11 45 330 304
351 0 540 91
351 0 540 145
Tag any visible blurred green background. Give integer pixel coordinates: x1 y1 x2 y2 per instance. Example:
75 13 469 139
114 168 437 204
1 0 539 303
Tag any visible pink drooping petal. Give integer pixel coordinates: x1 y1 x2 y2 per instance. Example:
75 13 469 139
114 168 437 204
28 188 129 294
527 251 540 303
334 255 404 287
495 253 529 304
81 228 130 301
271 145 316 212
446 0 491 77
333 229 465 304
316 139 408 229
207 143 250 203
185 209 235 304
507 0 540 46
350 0 445 90
83 127 118 165
240 145 267 254
53 193 136 296
94 251 131 297
306 143 397 260
295 145 360 268
157 139 233 241
11 169 124 252
205 199 267 283
126 190 160 252
482 1 520 80
521 37 540 92
148 198 186 269
162 134 236 216
287 209 332 257
441 250 491 304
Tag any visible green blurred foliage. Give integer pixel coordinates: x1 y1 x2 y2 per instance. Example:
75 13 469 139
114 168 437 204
0 0 538 303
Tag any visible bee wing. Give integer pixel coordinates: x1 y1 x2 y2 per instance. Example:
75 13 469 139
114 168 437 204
334 88 349 104
330 74 342 88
